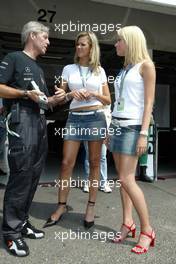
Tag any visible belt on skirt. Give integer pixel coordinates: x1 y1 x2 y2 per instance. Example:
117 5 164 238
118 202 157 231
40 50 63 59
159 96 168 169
70 109 104 115
111 116 141 127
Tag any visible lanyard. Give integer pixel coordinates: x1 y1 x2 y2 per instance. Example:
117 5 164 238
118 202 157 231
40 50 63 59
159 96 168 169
78 65 92 88
119 64 133 98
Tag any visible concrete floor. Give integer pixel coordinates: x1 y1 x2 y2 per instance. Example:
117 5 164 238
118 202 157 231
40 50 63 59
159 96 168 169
0 157 176 264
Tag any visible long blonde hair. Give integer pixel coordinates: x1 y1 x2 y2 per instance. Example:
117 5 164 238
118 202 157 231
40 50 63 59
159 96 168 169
117 26 151 66
74 31 100 73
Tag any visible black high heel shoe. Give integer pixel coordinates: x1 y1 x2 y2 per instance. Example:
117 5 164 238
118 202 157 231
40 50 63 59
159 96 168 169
84 201 95 229
43 202 67 228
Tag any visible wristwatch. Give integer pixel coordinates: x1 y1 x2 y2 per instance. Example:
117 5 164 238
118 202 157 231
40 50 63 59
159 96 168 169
139 130 148 137
22 90 29 99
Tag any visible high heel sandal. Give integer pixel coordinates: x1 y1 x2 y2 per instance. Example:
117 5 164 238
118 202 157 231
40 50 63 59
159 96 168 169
84 201 95 229
43 202 67 228
112 223 136 243
131 229 156 254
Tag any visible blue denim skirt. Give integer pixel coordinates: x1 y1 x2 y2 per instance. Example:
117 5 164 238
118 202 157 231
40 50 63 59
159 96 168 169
108 121 141 156
64 110 107 141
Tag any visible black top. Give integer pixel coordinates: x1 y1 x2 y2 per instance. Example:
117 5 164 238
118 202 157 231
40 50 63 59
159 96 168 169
0 51 49 110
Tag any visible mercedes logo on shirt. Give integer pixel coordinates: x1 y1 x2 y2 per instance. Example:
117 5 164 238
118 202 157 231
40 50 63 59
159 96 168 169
25 67 31 72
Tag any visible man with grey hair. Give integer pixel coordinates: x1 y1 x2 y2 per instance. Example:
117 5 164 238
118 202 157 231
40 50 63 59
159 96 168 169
0 21 66 257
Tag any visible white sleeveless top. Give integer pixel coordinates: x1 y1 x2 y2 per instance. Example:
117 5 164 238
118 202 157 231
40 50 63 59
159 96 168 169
61 64 107 110
112 62 144 125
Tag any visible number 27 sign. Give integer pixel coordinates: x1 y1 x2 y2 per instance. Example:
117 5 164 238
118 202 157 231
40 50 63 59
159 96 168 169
37 9 56 23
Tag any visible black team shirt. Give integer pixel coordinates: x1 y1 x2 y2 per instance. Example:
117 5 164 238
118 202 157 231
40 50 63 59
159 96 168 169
0 51 49 110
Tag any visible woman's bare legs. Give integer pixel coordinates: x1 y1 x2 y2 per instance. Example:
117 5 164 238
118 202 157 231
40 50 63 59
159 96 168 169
113 153 134 240
51 140 81 221
84 140 103 223
113 153 153 248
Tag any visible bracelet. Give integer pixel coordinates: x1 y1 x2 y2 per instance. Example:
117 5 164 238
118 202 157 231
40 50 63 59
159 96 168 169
139 130 148 137
65 93 71 102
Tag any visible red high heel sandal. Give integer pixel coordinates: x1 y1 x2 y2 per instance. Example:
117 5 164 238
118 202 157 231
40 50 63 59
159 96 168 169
112 223 136 243
131 230 156 254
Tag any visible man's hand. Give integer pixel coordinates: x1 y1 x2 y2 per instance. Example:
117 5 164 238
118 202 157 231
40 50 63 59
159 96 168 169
27 90 44 103
54 86 66 102
47 86 66 107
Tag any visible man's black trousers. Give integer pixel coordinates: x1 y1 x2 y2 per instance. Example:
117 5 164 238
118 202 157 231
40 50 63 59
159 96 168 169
2 109 48 239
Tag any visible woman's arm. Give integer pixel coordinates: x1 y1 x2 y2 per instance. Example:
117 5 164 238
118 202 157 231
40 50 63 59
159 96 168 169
141 60 156 131
136 60 155 156
55 79 87 102
88 82 111 105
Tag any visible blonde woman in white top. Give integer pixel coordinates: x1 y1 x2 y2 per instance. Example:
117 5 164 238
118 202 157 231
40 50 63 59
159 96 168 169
44 31 111 229
109 26 156 254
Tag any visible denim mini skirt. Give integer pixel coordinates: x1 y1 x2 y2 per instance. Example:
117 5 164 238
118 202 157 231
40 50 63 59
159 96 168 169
108 119 141 156
64 110 107 141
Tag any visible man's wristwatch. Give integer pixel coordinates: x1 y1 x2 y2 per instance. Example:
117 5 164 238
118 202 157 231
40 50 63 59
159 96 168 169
22 90 29 99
